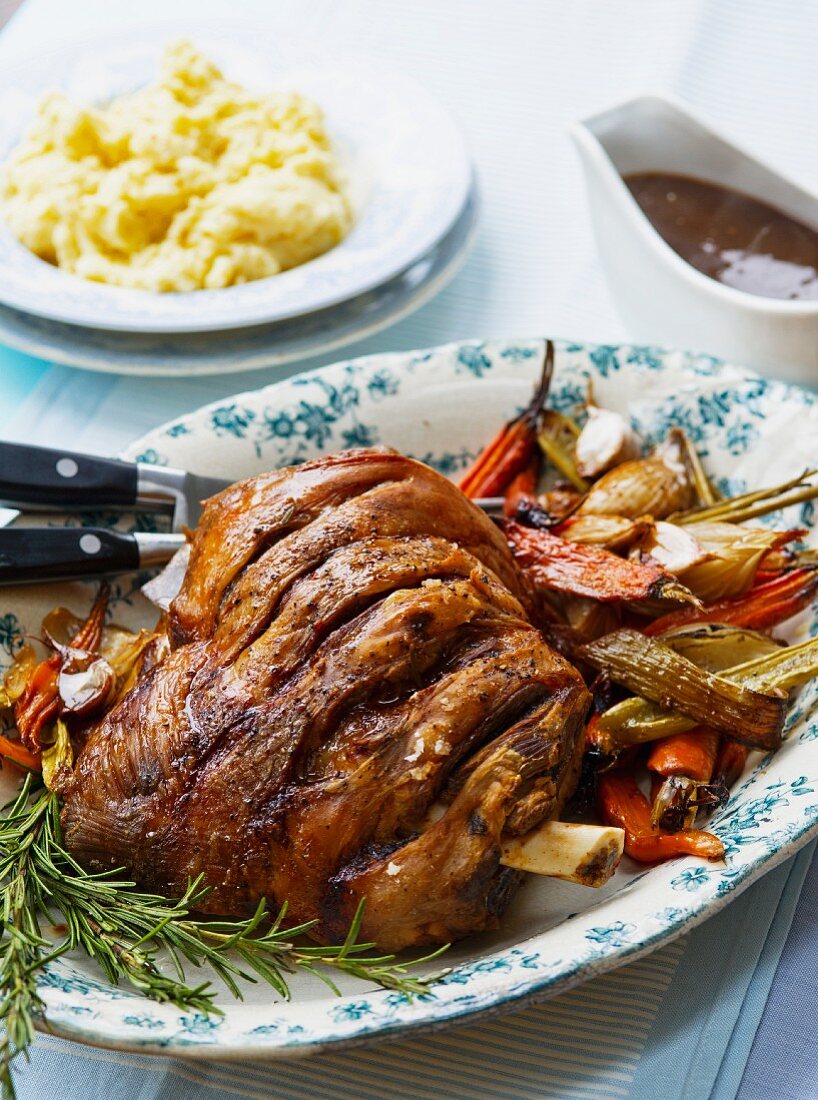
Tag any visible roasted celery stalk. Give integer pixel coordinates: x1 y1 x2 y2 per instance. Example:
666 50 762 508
594 633 818 750
672 468 818 526
579 629 786 750
660 623 783 671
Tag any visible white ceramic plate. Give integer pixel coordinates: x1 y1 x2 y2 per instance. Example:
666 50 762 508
0 30 472 334
3 338 818 1058
0 186 477 376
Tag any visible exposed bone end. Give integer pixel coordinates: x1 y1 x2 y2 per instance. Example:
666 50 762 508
500 820 624 887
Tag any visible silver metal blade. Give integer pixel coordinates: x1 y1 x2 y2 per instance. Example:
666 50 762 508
183 472 233 518
135 465 231 531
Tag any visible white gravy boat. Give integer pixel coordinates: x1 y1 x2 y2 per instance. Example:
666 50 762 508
571 94 818 387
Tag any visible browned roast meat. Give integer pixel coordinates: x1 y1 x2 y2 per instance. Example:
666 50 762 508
61 449 590 950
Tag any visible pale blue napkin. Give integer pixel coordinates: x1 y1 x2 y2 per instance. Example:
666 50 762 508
735 848 818 1100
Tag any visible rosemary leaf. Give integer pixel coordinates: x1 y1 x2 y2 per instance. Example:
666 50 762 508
0 778 447 1100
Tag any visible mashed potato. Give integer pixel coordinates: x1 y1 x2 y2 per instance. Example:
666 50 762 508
0 41 352 292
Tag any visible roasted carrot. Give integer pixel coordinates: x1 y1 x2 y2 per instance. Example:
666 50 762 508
505 521 698 605
584 713 607 753
644 568 818 637
714 738 749 788
647 727 720 782
0 733 41 771
598 773 725 862
12 583 110 753
459 341 554 498
503 456 540 518
14 653 60 753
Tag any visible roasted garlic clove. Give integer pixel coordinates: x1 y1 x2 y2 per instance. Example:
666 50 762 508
575 406 640 479
637 520 709 574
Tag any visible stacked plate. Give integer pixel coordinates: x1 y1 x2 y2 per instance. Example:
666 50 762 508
0 33 477 376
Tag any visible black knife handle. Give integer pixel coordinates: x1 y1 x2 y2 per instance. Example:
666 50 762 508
0 527 140 585
0 441 138 511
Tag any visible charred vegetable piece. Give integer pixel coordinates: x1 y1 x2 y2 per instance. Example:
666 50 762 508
644 569 818 636
597 773 725 863
758 534 818 578
11 584 111 755
503 456 540 518
61 584 108 653
647 726 720 782
579 629 786 750
537 410 589 493
505 521 699 605
594 634 818 750
459 341 554 498
538 488 584 522
650 775 728 831
0 732 41 770
578 428 695 520
574 406 640 480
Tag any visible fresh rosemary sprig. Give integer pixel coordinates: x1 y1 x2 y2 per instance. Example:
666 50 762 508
0 775 447 1100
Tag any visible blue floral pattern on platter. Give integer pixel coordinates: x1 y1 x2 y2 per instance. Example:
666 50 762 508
2 337 818 1059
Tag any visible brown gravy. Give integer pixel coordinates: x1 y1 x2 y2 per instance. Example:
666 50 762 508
625 171 818 301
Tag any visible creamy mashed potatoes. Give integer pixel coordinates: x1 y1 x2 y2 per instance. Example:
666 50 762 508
0 41 352 292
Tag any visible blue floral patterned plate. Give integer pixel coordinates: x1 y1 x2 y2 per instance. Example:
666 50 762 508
0 30 472 333
2 338 818 1058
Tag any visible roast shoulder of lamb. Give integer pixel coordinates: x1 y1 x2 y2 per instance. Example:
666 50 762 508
61 449 591 950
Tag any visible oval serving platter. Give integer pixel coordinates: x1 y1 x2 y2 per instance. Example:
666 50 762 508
2 338 818 1059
